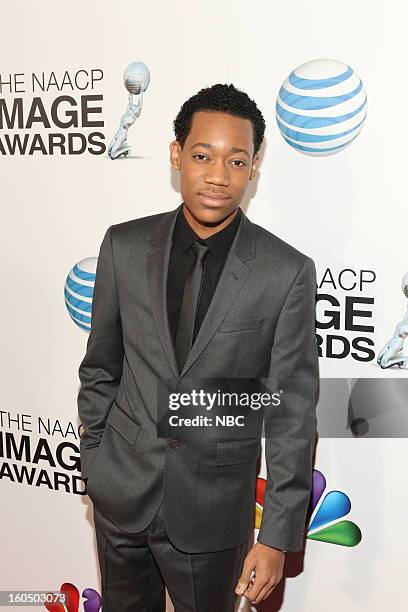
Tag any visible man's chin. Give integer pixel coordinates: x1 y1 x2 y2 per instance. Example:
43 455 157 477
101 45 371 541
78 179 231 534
186 202 237 227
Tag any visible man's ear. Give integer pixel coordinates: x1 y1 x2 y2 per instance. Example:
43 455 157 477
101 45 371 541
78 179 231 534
249 153 260 181
169 140 181 170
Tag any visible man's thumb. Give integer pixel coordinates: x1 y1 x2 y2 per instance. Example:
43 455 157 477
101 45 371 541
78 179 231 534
235 565 254 594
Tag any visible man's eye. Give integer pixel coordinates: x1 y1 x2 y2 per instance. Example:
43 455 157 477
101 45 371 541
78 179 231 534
192 155 245 166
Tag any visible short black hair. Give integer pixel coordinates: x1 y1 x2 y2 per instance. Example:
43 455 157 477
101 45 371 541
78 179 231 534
173 83 266 157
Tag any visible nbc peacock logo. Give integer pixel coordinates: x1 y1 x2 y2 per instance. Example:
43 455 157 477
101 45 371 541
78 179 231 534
255 468 362 546
44 583 101 611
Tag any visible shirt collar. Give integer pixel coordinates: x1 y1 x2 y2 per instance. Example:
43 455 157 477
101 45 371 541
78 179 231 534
172 204 242 259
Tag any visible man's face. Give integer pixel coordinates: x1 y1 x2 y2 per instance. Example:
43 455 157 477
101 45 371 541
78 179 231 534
170 111 259 226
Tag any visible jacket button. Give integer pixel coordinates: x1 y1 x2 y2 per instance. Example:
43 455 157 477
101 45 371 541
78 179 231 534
169 439 185 448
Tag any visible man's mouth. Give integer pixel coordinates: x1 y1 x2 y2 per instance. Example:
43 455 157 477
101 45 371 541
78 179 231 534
197 191 231 205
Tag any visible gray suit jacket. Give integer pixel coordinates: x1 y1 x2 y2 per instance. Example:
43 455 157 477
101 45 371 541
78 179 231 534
77 203 319 553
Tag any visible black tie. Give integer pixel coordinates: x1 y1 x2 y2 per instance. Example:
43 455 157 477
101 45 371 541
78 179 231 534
174 242 209 372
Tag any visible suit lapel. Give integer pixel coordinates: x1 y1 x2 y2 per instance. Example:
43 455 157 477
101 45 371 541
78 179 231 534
147 205 182 379
147 204 256 380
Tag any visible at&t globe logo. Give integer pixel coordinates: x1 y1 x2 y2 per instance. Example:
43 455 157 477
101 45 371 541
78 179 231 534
64 258 97 332
276 58 367 156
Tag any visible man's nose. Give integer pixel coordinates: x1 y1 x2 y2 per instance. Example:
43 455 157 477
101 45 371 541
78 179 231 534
204 159 230 186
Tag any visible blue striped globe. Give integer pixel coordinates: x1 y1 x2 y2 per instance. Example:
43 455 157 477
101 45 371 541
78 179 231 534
64 257 97 332
276 58 367 156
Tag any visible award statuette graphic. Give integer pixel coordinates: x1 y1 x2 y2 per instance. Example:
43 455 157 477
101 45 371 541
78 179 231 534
377 271 408 369
108 61 150 160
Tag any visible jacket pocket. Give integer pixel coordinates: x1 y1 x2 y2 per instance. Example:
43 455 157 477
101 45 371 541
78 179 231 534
80 440 101 480
216 438 261 466
106 401 141 446
219 316 264 333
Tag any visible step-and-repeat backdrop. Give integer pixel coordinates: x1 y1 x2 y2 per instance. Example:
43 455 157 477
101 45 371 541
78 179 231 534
1 1 406 610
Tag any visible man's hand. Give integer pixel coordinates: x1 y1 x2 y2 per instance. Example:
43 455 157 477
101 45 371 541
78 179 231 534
235 542 285 604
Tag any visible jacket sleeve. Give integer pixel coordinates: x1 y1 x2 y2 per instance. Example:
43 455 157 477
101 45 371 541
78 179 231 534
77 225 124 478
257 256 320 552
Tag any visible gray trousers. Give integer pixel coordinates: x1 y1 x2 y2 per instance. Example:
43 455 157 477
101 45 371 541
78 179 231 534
93 500 249 611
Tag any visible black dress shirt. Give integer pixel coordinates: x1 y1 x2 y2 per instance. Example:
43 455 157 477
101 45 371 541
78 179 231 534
167 204 242 346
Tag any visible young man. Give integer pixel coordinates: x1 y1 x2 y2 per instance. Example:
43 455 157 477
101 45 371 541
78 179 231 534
77 83 319 611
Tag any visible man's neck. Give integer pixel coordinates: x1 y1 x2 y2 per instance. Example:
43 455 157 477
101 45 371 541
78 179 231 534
182 203 239 239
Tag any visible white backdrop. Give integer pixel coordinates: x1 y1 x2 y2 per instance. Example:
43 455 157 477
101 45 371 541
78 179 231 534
1 1 407 610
